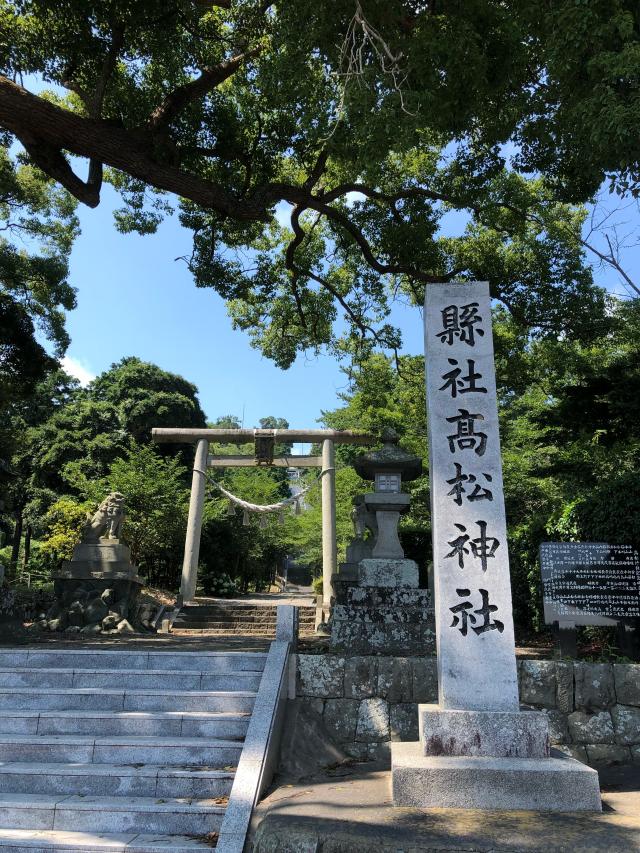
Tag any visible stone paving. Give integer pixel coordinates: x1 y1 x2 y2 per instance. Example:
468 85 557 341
250 761 640 851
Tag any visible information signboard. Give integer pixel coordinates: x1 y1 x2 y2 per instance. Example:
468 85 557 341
540 542 640 627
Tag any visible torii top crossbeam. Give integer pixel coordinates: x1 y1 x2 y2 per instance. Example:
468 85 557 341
151 428 374 444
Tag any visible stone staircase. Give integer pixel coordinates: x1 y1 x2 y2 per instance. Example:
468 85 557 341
173 602 316 636
0 646 267 851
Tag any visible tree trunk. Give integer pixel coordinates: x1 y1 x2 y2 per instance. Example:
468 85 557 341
22 525 32 571
9 511 22 577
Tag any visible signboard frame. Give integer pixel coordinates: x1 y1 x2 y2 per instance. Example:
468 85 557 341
539 541 640 659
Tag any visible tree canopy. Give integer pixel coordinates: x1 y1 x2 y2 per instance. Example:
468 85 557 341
1 1 635 364
90 356 207 442
0 143 78 404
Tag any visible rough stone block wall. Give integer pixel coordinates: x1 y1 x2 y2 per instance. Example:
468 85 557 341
295 655 640 766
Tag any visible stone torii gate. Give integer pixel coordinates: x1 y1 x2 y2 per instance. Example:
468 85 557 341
151 428 374 608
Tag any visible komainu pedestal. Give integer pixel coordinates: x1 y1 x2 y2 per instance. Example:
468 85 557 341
331 578 434 655
392 281 601 812
42 493 148 635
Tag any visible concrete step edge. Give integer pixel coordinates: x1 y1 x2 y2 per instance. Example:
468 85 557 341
0 688 257 697
0 735 245 748
0 829 215 851
0 710 249 720
0 761 235 779
0 668 263 677
0 648 267 657
0 793 227 813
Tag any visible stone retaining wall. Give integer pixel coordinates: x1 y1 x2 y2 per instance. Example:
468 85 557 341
295 655 640 765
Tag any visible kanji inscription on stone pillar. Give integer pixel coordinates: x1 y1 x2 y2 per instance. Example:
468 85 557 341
424 281 518 711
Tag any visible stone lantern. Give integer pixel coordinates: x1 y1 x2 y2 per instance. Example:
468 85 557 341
353 428 422 572
330 429 433 654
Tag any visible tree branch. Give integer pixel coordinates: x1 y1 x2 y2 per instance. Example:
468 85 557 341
295 192 442 283
147 49 260 131
20 140 101 207
285 203 407 367
285 206 309 329
582 233 640 297
0 77 546 296
90 25 125 118
320 181 451 206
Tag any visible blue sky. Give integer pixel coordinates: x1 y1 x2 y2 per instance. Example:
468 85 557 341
60 183 639 436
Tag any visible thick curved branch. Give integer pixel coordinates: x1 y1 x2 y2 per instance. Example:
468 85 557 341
285 206 309 328
0 76 270 220
20 140 101 207
285 204 405 366
303 149 329 190
0 79 499 290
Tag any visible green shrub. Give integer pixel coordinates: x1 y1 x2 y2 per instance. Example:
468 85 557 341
198 569 238 598
39 498 91 568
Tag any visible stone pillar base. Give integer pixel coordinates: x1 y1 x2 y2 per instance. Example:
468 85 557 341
419 704 550 759
391 741 602 811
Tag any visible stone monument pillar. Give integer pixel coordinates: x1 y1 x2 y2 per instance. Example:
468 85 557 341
330 430 434 654
391 281 601 811
42 493 146 635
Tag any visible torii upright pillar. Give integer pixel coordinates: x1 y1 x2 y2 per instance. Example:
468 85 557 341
321 439 337 610
180 437 209 604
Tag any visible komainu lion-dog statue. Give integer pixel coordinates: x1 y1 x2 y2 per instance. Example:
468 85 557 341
81 492 126 543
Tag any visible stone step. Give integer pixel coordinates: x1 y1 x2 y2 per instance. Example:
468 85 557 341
181 608 315 619
0 829 214 852
0 793 225 836
0 646 270 851
183 602 278 609
182 606 278 614
186 606 314 612
0 709 250 738
0 687 256 713
175 612 276 618
173 617 275 626
173 618 276 628
172 625 278 634
180 615 314 626
173 625 316 635
0 734 243 766
0 667 263 692
0 761 234 799
0 649 267 673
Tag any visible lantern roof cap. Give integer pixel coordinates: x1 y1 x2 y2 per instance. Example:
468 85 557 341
353 428 422 481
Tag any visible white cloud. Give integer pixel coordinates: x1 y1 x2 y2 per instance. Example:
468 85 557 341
61 356 96 387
